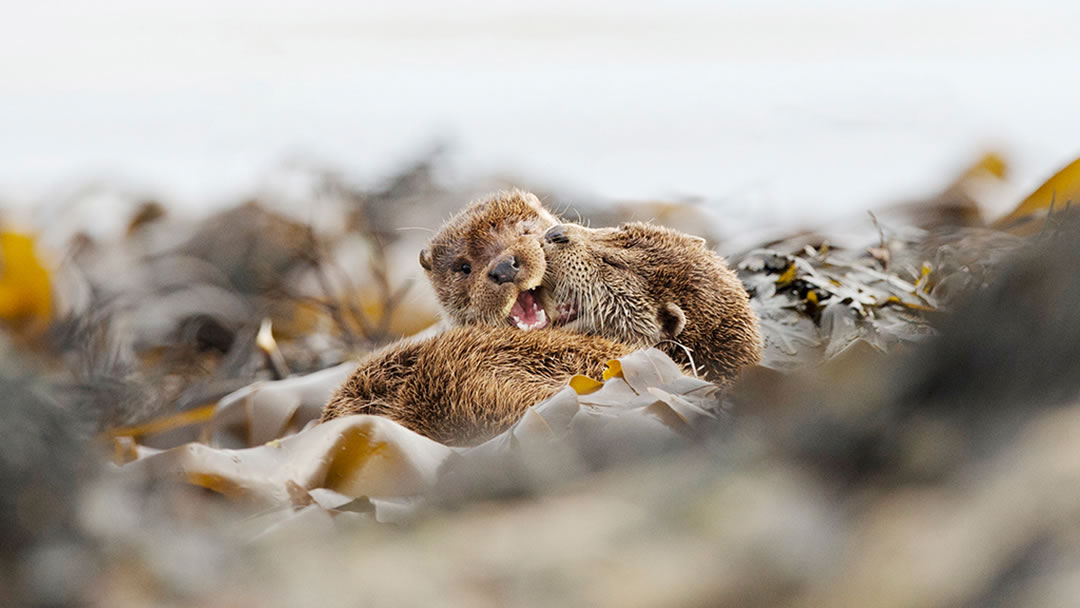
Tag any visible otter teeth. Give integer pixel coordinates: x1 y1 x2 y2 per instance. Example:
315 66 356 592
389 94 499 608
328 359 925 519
512 308 547 330
509 289 550 330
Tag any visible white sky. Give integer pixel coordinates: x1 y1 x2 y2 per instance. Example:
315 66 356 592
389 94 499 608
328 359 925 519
2 1 1080 225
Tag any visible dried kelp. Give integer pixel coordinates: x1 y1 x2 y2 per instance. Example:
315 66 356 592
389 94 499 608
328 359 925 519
2 150 1077 607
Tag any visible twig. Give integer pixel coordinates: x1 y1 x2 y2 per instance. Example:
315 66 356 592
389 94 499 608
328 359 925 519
302 231 363 351
256 318 290 380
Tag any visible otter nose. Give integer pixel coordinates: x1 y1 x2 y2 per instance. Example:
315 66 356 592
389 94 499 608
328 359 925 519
544 224 569 244
488 256 519 285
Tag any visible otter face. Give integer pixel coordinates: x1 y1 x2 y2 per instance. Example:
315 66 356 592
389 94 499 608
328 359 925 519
420 190 560 329
539 222 688 347
541 220 763 384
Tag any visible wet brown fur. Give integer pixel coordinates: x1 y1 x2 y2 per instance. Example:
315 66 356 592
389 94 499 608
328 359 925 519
321 326 632 446
322 192 757 444
541 222 762 385
419 190 560 326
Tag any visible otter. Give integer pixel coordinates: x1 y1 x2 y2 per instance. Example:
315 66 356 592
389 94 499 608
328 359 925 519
420 190 761 384
538 221 761 384
321 193 758 444
418 189 560 330
321 326 632 446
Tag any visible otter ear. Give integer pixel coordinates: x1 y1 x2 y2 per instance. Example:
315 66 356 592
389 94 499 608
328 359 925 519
658 302 686 339
418 249 433 271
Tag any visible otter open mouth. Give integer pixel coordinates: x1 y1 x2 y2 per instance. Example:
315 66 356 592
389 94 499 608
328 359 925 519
552 302 579 326
509 288 549 330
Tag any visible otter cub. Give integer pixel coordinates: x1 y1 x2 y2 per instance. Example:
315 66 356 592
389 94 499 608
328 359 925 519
418 189 560 330
321 326 632 446
420 190 761 384
322 193 757 443
539 221 761 384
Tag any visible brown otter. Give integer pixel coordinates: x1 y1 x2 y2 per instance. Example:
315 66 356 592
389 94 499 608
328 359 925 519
321 193 757 444
421 191 761 384
321 326 632 446
418 189 560 330
538 221 761 384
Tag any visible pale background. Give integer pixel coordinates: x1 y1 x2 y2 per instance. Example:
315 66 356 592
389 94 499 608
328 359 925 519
3 0 1079 226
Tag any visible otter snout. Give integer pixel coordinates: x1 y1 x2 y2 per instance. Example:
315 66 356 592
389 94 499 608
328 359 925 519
488 255 519 285
544 224 570 244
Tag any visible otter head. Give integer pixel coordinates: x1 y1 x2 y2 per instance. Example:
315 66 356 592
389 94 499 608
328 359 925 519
539 222 692 347
540 220 762 383
420 190 560 329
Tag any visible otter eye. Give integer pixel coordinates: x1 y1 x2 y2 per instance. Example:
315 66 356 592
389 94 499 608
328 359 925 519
454 260 472 275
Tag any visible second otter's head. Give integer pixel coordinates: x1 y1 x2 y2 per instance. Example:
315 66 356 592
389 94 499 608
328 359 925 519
538 222 688 346
420 190 560 329
540 221 763 382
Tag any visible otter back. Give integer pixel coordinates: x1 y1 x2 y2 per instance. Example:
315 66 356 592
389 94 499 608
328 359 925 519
321 327 632 446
